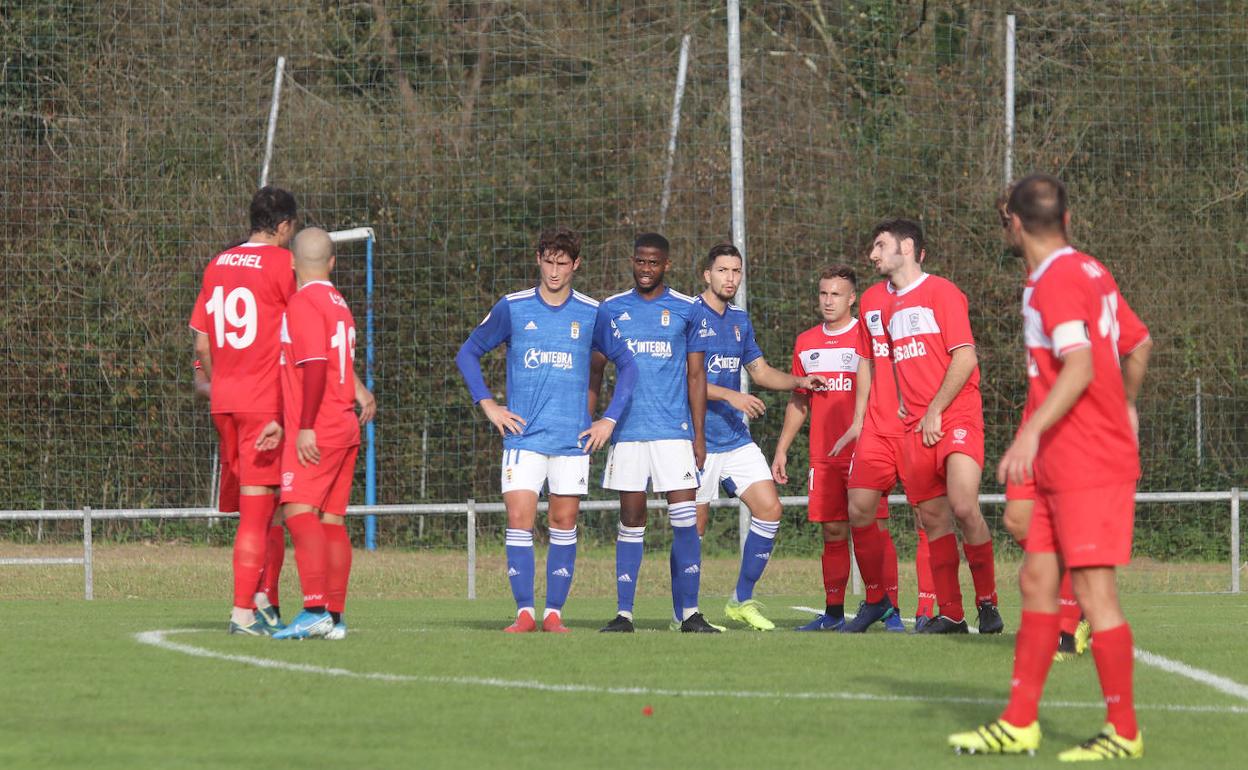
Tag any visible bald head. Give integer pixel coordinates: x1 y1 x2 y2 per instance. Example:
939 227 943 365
1007 173 1068 236
292 227 335 283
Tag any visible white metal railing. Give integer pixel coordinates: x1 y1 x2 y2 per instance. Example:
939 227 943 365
1 489 1240 600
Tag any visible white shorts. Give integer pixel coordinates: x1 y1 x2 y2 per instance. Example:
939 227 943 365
696 443 774 504
602 439 699 493
500 449 589 496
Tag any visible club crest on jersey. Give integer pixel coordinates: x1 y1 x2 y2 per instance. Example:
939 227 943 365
661 309 671 327
570 321 580 339
733 325 741 341
841 352 854 367
908 314 921 332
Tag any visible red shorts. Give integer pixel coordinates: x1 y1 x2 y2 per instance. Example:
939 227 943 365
1025 482 1135 568
808 463 889 522
898 415 984 505
1005 475 1036 502
847 426 903 492
217 456 240 514
213 412 281 488
280 443 360 515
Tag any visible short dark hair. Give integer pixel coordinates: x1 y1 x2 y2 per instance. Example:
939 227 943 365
1007 173 1068 235
703 242 741 271
870 218 924 259
536 226 581 260
819 264 857 290
249 186 298 235
634 232 670 255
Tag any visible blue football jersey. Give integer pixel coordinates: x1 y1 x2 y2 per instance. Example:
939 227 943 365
695 296 765 452
604 286 707 443
457 287 633 455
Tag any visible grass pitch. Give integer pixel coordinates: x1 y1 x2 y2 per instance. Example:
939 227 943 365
2 546 1246 768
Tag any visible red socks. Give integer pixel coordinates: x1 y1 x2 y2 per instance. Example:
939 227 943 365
850 524 886 603
1091 624 1138 740
1058 571 1081 635
928 533 964 621
963 539 998 606
324 523 353 615
259 523 286 606
232 494 275 608
880 525 900 611
822 539 851 607
1001 610 1061 726
285 512 328 608
915 528 937 617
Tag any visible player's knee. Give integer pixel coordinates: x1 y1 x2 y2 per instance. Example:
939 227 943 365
754 499 782 522
822 522 849 541
619 509 647 528
1002 511 1028 543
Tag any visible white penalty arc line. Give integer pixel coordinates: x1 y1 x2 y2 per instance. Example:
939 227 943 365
134 629 1248 716
792 606 1248 704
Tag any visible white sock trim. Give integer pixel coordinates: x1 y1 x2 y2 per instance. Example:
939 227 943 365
542 607 561 620
548 526 578 545
505 528 534 547
749 517 780 539
617 524 646 543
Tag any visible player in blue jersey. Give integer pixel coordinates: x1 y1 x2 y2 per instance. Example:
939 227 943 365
693 243 827 630
456 227 638 633
591 233 717 633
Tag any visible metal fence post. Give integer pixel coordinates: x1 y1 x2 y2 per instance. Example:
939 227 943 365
466 498 477 600
1231 487 1240 594
82 506 94 600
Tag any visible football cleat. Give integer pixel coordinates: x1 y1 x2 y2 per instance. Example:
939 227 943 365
325 621 348 641
271 610 334 640
839 598 894 633
883 612 906 633
227 620 270 636
977 601 1005 634
795 613 844 632
599 614 635 633
1074 619 1092 655
504 609 538 633
917 615 970 634
254 604 285 633
679 612 722 633
948 719 1041 756
542 613 571 633
915 614 935 633
1054 631 1078 661
1057 724 1143 762
724 599 775 631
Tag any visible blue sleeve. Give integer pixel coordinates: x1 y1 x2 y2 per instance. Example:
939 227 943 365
743 317 764 365
591 303 619 356
593 304 637 422
686 303 708 353
455 298 511 404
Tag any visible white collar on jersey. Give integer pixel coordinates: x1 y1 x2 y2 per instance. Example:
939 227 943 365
239 242 263 248
886 271 930 297
298 279 334 291
1029 246 1077 282
822 317 858 336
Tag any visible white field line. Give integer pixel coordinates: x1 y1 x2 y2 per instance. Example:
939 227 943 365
791 606 1248 704
134 629 1247 715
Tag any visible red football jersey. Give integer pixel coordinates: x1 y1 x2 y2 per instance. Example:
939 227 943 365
880 273 982 428
791 319 870 463
858 282 905 436
188 243 295 414
280 281 361 449
1024 248 1142 491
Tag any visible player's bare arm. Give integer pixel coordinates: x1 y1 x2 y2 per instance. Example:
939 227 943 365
917 345 977 447
687 350 707 469
1120 336 1152 437
998 346 1093 486
193 331 213 380
706 382 766 419
192 363 211 401
353 370 376 425
831 357 872 456
771 390 810 484
744 357 826 392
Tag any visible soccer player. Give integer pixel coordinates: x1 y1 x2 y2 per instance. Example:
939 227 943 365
269 228 373 640
771 264 900 632
457 227 637 633
593 233 714 633
689 243 827 632
189 186 297 636
949 174 1151 759
869 218 1001 634
846 257 935 631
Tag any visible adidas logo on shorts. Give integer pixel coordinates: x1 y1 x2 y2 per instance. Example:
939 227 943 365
550 568 571 578
683 471 693 480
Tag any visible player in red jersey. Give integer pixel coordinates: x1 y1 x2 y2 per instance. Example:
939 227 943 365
869 218 1001 635
189 187 297 636
949 175 1151 759
270 228 370 640
772 265 898 632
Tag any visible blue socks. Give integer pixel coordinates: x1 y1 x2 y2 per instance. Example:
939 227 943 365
505 528 535 614
668 501 701 621
734 517 780 602
544 526 577 613
615 523 645 617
